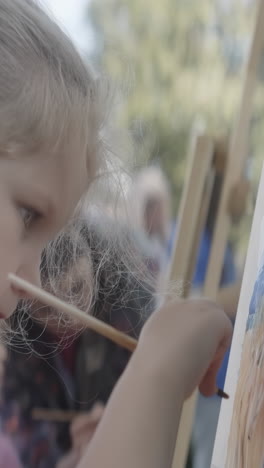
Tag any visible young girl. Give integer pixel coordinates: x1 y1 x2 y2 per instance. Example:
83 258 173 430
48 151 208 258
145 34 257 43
0 1 232 468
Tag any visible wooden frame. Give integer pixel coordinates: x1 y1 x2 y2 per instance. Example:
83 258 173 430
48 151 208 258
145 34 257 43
169 133 214 467
170 135 227 468
170 1 264 466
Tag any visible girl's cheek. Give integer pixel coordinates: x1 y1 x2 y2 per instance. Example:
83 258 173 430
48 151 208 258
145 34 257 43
0 217 21 283
0 244 18 279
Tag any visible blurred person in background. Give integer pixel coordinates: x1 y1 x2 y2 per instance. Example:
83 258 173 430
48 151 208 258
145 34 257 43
127 165 172 283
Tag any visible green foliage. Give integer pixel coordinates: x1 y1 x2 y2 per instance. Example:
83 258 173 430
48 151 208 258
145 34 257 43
87 0 261 236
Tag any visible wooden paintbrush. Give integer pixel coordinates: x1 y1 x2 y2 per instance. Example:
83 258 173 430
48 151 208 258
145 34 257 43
8 272 229 424
9 273 137 352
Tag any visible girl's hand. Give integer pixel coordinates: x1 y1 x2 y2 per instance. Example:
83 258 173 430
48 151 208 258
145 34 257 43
138 298 232 399
75 299 231 468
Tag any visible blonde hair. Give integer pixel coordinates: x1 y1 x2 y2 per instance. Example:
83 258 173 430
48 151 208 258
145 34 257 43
42 209 156 320
0 1 159 343
0 0 111 179
6 208 156 349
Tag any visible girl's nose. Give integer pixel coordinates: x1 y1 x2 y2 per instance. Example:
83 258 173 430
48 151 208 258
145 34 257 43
16 253 41 291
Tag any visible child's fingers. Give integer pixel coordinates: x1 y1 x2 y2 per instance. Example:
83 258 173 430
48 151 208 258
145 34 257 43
199 335 231 397
199 359 222 397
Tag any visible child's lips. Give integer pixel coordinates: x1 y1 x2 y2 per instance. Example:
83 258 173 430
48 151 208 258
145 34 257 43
0 312 6 319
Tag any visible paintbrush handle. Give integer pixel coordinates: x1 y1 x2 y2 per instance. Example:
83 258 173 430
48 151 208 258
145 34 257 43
9 274 229 399
8 274 137 352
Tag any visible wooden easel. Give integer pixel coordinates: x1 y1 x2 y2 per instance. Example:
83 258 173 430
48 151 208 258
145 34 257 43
170 135 249 468
169 1 264 465
169 133 230 468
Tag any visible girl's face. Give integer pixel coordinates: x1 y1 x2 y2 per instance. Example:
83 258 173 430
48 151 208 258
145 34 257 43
0 148 88 319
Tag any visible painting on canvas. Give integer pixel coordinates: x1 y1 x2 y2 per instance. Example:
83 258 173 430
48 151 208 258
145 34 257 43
212 165 264 468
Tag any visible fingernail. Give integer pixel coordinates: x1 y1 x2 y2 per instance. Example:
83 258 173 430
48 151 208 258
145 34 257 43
217 388 229 399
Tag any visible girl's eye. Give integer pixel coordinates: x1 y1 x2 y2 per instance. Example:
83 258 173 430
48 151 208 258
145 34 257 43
19 207 41 229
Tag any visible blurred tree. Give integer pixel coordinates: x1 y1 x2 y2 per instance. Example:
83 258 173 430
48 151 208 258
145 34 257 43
87 0 261 222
